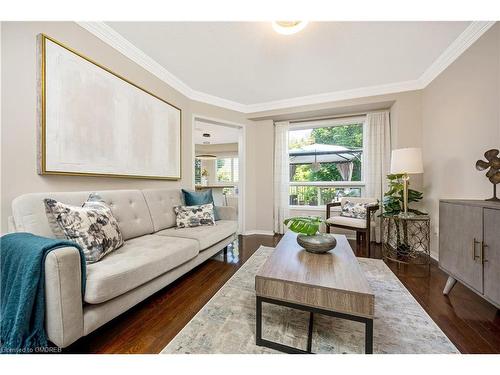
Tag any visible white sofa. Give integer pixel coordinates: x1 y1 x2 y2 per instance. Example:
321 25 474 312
8 188 238 348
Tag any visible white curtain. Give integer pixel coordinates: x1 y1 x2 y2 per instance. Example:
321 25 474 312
364 111 391 242
273 121 290 234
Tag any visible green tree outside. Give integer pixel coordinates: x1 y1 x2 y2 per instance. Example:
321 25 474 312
289 123 363 206
290 124 363 183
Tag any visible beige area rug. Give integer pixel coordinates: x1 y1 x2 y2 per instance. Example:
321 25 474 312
162 246 458 354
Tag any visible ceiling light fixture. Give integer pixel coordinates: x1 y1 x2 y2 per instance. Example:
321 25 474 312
272 21 308 35
196 154 217 160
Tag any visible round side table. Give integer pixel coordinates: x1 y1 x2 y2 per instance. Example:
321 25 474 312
382 214 431 274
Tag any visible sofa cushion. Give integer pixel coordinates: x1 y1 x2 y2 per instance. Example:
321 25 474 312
155 220 237 250
13 191 90 237
84 235 199 304
95 190 154 240
44 194 124 263
174 203 216 228
142 189 183 232
12 190 154 241
182 189 220 221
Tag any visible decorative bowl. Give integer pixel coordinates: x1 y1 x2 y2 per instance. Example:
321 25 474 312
297 233 337 254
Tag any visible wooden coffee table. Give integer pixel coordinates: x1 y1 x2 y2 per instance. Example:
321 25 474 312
255 231 375 354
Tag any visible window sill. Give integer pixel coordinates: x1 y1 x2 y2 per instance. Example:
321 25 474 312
289 181 365 187
289 205 326 212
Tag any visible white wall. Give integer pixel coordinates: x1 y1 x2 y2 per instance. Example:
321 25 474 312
247 91 424 235
0 22 253 233
422 23 500 258
3 21 497 246
247 25 500 255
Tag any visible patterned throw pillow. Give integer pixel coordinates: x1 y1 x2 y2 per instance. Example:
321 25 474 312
181 189 220 221
44 193 124 264
174 203 216 228
340 200 371 220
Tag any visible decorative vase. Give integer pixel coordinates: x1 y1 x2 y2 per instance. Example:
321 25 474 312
297 233 337 254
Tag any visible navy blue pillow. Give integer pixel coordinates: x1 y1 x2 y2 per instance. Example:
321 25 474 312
181 189 220 221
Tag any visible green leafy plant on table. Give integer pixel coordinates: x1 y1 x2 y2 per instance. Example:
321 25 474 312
383 174 425 216
382 173 426 254
283 216 323 235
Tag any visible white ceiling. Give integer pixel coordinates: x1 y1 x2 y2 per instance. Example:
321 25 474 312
194 121 240 145
78 21 494 112
106 22 470 103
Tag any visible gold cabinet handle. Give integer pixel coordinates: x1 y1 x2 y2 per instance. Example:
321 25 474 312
482 242 488 263
472 238 480 261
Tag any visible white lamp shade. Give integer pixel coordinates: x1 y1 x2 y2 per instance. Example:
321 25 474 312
390 148 424 174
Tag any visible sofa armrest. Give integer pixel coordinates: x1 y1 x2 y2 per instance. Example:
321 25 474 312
7 216 17 233
216 206 237 221
44 246 84 348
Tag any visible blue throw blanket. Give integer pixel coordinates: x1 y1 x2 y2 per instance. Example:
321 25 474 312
0 233 85 353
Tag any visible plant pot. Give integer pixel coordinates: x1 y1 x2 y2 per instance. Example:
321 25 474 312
297 233 337 254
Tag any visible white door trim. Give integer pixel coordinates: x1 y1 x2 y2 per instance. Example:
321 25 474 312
192 114 247 234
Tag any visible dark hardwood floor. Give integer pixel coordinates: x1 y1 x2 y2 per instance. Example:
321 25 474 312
65 234 500 354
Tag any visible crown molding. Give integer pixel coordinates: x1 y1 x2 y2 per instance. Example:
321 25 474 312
77 21 495 115
77 22 191 95
77 21 247 113
419 21 495 87
188 89 247 113
244 79 423 113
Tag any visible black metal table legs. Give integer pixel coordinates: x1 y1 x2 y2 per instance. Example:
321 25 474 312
255 296 373 354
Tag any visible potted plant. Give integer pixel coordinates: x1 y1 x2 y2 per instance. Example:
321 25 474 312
201 169 209 186
383 174 425 217
382 173 425 254
283 216 337 253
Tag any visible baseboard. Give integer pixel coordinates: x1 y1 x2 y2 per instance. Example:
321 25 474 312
243 230 275 236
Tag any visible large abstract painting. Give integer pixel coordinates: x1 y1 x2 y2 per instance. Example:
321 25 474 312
37 34 181 180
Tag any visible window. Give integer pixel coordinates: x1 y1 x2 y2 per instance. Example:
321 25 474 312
216 157 239 183
288 117 365 208
194 158 202 185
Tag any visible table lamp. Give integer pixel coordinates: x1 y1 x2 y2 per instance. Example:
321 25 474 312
390 148 424 218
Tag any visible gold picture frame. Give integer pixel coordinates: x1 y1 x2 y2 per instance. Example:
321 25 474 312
37 33 182 180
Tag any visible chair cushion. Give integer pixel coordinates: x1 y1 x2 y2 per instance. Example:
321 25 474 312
340 200 371 219
340 197 378 207
84 235 199 304
326 216 369 229
155 220 237 250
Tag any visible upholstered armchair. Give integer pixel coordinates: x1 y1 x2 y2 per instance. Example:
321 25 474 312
325 197 379 257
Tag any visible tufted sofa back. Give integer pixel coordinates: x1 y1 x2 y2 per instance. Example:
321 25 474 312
142 189 183 232
11 189 155 241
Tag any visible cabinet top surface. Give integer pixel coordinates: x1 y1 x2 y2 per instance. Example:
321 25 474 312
440 199 500 209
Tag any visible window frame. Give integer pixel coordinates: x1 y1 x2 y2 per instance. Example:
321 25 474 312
216 156 239 184
288 116 366 210
194 158 202 185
